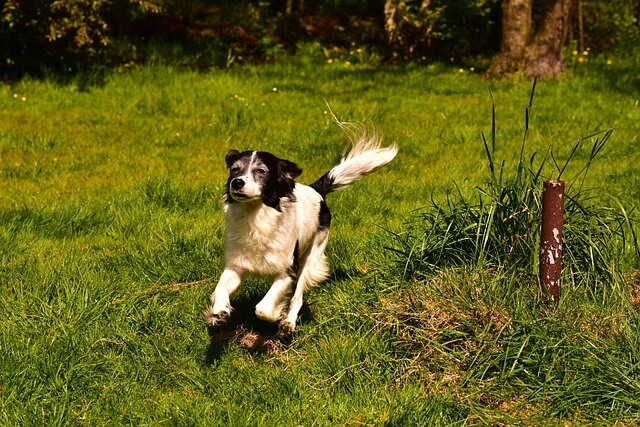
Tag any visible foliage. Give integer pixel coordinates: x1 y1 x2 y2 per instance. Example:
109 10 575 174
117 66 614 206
387 0 500 60
2 0 638 77
0 0 160 76
578 0 640 50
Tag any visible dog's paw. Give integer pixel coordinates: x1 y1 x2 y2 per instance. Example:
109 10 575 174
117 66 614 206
203 307 229 327
276 321 295 341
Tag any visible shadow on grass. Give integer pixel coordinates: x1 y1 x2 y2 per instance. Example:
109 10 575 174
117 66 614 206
205 295 313 363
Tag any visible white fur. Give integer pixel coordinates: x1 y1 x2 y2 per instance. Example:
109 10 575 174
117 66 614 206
205 124 397 336
329 122 399 191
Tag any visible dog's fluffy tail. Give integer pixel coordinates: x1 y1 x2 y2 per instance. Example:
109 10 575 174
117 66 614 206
310 122 398 197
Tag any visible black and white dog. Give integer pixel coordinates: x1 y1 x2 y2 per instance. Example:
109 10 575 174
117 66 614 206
204 123 398 337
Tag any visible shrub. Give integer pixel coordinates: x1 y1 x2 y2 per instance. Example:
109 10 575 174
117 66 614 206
0 0 160 76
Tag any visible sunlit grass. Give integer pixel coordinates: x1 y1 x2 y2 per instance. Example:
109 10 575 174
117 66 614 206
1 55 639 425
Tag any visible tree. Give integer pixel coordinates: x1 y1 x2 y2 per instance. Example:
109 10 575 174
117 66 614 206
488 0 575 79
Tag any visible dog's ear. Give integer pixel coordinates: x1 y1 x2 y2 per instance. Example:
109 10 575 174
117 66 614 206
278 159 302 180
261 158 302 211
225 150 240 168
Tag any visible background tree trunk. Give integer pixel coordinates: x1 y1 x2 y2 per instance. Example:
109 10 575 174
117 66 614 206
384 0 407 59
523 0 575 78
487 0 533 77
488 0 575 79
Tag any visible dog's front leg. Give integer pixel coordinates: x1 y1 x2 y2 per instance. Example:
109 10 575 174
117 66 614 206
204 268 242 326
255 276 294 323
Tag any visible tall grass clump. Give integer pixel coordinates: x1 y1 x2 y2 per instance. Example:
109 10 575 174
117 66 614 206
388 80 639 289
379 81 640 422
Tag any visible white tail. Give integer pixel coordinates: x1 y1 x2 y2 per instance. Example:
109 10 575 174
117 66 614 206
326 121 398 191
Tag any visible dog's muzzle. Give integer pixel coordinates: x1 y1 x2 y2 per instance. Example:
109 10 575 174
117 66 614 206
231 178 245 190
230 178 248 200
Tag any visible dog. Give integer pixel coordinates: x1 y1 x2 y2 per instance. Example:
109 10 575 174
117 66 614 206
204 122 398 338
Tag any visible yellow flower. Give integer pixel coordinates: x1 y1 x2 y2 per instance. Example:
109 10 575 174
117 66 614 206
469 67 475 72
606 60 612 65
356 48 363 53
572 50 578 56
458 68 464 73
327 59 334 64
578 57 585 63
582 50 589 56
344 61 351 67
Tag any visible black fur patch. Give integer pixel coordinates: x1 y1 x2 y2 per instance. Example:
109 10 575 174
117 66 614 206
223 149 245 204
309 172 335 198
287 241 300 280
318 200 332 231
257 152 302 211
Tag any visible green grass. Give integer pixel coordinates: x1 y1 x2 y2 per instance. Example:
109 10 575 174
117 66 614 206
1 53 640 425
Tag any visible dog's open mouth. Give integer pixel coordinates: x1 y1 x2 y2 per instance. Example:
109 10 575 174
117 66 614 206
230 191 248 200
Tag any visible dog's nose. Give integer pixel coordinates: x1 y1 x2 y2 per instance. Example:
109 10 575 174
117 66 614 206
231 178 245 190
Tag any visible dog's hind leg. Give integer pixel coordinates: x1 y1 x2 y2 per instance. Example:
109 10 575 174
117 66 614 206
278 231 330 338
204 268 242 326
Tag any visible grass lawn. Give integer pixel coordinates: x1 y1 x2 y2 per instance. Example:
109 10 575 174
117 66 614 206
1 53 639 425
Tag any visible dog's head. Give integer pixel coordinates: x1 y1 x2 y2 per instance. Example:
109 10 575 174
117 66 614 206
223 150 302 211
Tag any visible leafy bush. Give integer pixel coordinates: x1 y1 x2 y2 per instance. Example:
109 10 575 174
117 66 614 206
0 0 159 76
579 0 640 50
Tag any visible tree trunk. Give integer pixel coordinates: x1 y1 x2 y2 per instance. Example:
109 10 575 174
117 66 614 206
383 0 432 60
488 0 575 79
384 0 407 59
523 0 575 78
487 0 533 77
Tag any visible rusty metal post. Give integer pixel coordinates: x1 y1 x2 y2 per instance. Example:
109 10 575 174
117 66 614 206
539 180 565 303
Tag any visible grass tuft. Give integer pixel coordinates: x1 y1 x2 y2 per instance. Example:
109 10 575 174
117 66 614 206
387 81 639 292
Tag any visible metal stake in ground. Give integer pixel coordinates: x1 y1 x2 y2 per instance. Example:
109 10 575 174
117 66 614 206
539 180 565 303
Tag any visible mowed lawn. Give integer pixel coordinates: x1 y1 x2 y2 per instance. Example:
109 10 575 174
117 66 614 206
1 56 639 425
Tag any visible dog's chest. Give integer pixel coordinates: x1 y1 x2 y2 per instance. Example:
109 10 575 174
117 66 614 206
224 203 297 274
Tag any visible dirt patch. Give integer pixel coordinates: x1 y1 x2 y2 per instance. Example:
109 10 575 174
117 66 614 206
210 324 286 354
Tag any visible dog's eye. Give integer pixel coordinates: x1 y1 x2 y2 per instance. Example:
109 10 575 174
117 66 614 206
230 166 240 174
255 168 267 175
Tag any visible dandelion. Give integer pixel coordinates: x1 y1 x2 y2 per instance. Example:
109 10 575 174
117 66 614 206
578 57 585 63
21 97 26 101
458 68 464 73
344 61 351 67
272 87 278 92
356 48 363 53
606 60 612 65
572 50 578 56
582 50 589 56
349 51 354 55
13 93 18 98
469 67 475 72
327 58 334 64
